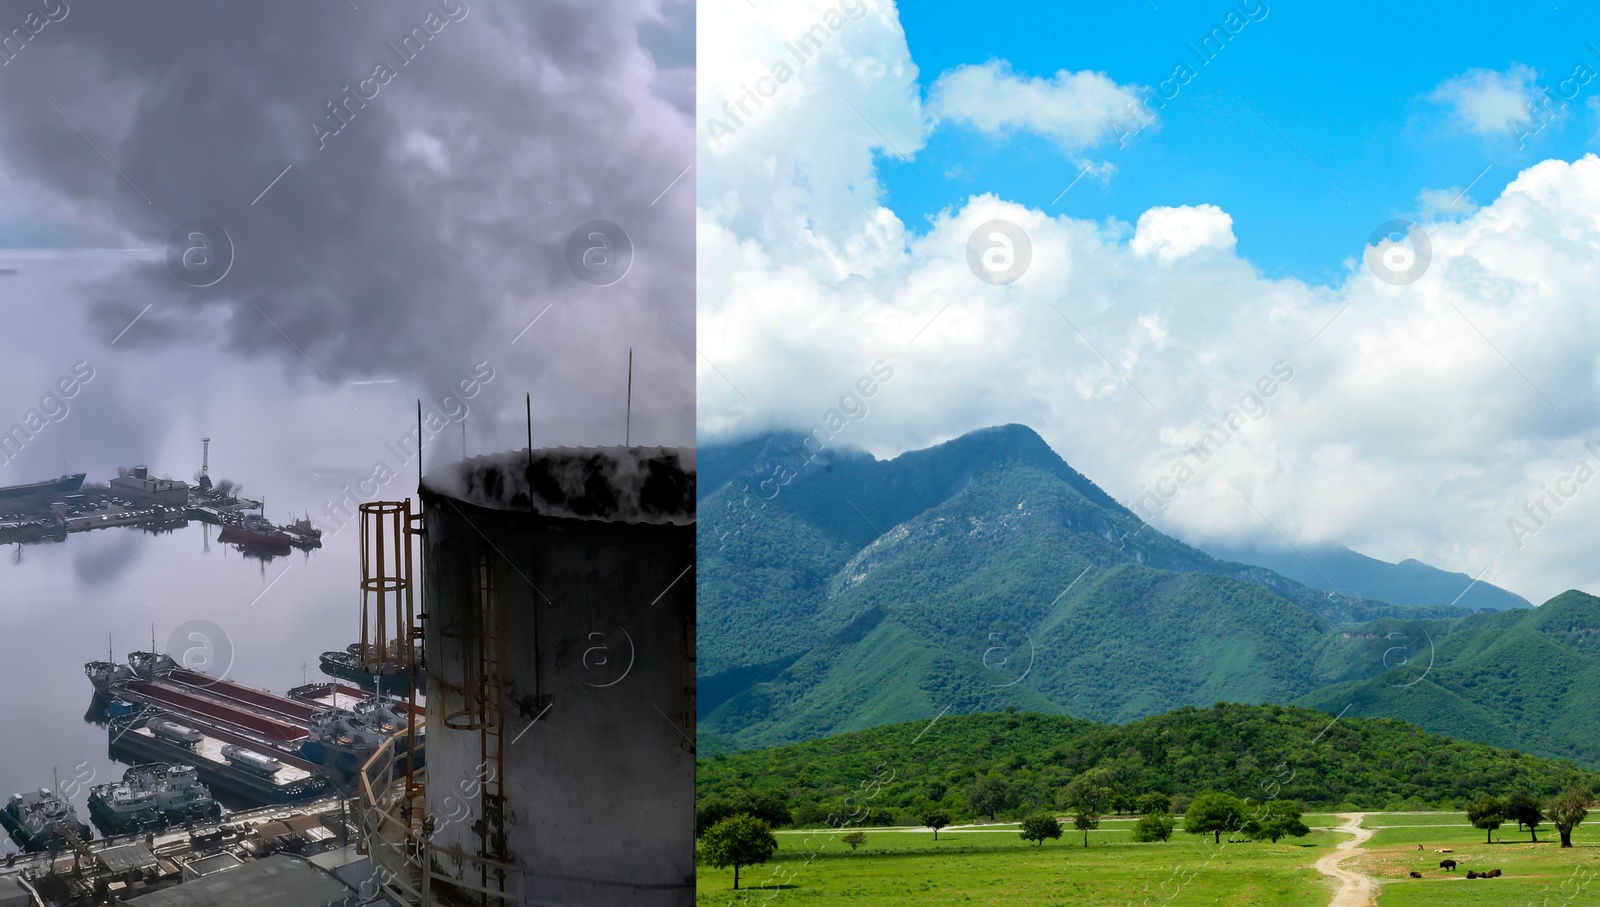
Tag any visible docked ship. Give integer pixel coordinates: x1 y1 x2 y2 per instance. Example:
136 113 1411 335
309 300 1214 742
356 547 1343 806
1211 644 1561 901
127 651 179 680
318 641 424 694
299 697 422 777
1 787 92 852
87 763 221 835
107 711 331 806
85 660 134 696
217 512 292 556
281 515 323 550
0 472 85 505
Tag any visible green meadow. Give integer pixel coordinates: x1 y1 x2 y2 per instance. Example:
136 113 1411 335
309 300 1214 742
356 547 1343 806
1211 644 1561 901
1353 811 1600 905
695 812 1600 906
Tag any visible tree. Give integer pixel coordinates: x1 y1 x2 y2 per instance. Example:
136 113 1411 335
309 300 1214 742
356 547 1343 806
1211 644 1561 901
966 776 1017 822
1019 813 1063 846
1549 787 1591 848
1060 768 1118 848
1246 800 1310 843
1184 793 1247 845
841 831 865 851
700 815 778 890
922 809 951 841
1136 791 1172 816
697 792 792 835
1467 795 1506 845
1505 789 1543 843
1131 813 1175 843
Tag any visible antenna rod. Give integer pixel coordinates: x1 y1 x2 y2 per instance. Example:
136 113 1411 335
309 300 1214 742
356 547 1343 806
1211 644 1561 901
416 401 423 490
626 348 633 447
526 392 533 468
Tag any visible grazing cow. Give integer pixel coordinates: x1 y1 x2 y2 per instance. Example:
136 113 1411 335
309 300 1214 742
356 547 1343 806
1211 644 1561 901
1439 859 1457 871
1488 869 1502 878
1409 871 1422 878
1417 844 1424 850
1466 870 1480 879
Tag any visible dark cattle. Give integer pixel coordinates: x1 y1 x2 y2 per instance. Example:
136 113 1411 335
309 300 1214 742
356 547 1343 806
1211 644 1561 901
1466 870 1480 879
1439 859 1457 871
1488 869 1502 878
1409 871 1422 878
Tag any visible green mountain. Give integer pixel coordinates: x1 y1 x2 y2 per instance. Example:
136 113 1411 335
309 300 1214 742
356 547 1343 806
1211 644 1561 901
1298 590 1600 766
697 704 1600 821
698 424 1472 752
1205 541 1531 610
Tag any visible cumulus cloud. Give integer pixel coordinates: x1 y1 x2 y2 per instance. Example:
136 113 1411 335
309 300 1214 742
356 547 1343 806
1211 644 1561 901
1431 64 1541 140
928 60 1143 152
700 0 1600 605
1130 205 1236 262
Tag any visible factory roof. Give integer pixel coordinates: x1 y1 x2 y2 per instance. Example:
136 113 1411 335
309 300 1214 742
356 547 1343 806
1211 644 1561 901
126 854 350 907
98 842 158 874
423 446 694 525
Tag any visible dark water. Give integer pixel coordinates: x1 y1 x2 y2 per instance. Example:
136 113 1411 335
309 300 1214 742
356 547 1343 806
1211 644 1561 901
0 518 368 855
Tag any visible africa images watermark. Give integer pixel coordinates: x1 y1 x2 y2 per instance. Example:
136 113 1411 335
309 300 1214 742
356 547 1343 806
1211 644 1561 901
312 0 470 152
0 0 68 67
1505 438 1600 550
1508 43 1600 149
1131 360 1294 521
704 0 869 149
713 361 894 552
1108 0 1270 149
0 360 95 468
312 360 496 537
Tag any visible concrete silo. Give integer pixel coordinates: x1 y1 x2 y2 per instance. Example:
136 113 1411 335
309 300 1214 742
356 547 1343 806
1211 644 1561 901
363 446 694 906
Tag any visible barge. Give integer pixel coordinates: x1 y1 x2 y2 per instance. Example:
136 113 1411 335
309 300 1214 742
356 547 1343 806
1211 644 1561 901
106 712 331 806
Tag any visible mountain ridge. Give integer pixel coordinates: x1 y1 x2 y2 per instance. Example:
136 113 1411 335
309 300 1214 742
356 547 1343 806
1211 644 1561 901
698 423 1488 753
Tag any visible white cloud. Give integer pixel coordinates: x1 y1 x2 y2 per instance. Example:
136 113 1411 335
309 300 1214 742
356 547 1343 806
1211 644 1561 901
1416 187 1479 220
1431 64 1541 139
1130 205 1236 262
927 60 1144 152
699 1 1600 606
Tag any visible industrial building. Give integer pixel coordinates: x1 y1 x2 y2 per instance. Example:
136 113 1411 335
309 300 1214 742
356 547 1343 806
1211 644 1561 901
357 445 695 906
110 467 189 507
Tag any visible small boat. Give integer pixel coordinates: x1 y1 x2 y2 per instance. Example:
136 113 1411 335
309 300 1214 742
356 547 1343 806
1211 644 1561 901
89 763 221 835
281 515 323 550
1 787 92 852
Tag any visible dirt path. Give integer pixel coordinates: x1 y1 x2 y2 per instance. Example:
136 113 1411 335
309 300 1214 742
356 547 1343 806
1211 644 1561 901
1315 812 1377 907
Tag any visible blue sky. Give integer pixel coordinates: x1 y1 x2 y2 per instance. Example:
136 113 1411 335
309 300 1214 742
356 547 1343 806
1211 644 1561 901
701 0 1600 602
885 0 1600 284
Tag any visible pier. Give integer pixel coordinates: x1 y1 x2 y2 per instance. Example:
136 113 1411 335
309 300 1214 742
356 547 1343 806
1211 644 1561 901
0 443 321 553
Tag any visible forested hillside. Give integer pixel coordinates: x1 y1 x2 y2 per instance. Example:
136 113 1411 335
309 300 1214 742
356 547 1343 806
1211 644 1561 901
697 704 1600 825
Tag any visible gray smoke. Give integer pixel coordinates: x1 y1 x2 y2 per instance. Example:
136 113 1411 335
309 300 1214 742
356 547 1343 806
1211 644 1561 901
0 0 695 446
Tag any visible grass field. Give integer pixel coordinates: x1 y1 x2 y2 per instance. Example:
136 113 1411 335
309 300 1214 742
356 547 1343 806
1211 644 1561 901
1353 810 1600 905
694 811 1600 906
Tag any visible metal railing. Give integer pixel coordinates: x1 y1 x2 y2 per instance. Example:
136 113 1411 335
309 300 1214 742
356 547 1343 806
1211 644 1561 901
358 723 517 905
